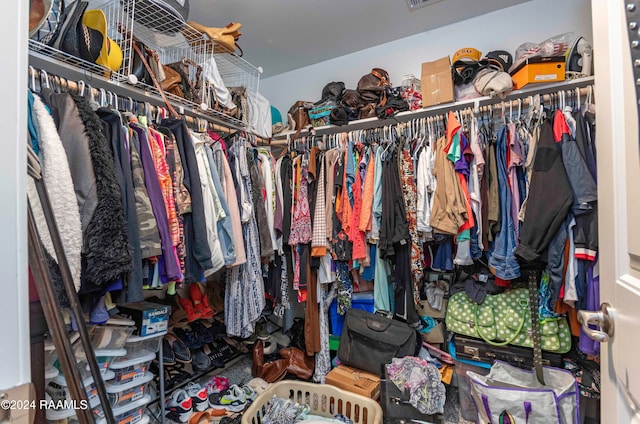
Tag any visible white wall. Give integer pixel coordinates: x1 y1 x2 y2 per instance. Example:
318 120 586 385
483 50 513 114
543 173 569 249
0 0 29 387
261 0 592 117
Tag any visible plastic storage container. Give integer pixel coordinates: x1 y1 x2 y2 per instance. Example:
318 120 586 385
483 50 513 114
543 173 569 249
105 372 153 407
243 381 382 424
44 340 58 369
450 341 490 422
76 348 127 379
48 372 115 406
124 332 165 357
108 352 155 385
89 325 135 350
95 394 151 424
329 291 374 337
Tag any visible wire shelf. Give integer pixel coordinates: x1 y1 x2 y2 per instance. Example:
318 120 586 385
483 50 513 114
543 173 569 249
28 0 262 131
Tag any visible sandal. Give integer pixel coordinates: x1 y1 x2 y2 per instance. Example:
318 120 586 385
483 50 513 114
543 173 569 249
189 283 214 319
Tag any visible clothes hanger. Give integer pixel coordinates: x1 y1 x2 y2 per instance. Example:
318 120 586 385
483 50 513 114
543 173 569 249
29 66 37 92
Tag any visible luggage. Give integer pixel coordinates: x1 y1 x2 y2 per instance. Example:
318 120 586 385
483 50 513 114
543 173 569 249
454 334 563 369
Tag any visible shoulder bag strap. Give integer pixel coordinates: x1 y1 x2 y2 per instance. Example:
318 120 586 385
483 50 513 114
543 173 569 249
527 270 545 385
131 42 180 119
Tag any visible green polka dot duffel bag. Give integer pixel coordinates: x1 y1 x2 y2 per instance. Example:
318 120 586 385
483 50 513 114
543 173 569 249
445 288 572 353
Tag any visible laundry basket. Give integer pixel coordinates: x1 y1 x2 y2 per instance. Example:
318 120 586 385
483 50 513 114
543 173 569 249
242 381 383 424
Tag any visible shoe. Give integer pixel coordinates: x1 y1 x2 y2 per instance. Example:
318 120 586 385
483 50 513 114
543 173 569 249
246 378 272 395
252 340 288 384
161 338 176 366
205 375 229 396
240 385 258 404
90 295 109 324
200 319 226 340
192 349 212 373
188 410 210 424
189 283 214 319
104 292 119 316
279 347 315 380
165 334 192 364
270 331 291 348
177 295 202 323
165 389 193 423
222 336 248 354
158 365 192 392
263 338 277 355
202 343 225 369
174 327 202 350
208 385 247 413
219 416 241 424
185 382 209 412
218 338 241 358
190 321 214 344
254 318 270 341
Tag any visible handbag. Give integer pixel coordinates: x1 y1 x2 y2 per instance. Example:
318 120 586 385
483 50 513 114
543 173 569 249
468 361 579 424
445 287 572 353
308 100 336 127
357 68 391 105
467 271 580 424
337 308 417 375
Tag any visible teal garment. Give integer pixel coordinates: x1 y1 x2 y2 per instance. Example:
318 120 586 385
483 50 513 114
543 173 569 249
457 228 471 242
271 105 282 125
447 131 462 163
27 91 40 155
374 241 392 313
372 146 384 232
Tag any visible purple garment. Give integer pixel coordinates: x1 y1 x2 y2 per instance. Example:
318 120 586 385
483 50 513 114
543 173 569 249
579 263 600 355
130 124 182 281
454 133 470 177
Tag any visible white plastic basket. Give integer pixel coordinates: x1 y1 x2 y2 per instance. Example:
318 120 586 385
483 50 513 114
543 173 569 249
242 381 383 424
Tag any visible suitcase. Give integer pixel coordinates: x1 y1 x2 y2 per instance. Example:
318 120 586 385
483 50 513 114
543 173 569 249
453 335 564 369
380 366 444 424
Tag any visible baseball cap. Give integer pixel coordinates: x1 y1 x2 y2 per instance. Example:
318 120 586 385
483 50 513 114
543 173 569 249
485 50 513 72
453 47 482 62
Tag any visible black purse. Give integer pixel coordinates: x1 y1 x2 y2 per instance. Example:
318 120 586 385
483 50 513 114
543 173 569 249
337 309 417 374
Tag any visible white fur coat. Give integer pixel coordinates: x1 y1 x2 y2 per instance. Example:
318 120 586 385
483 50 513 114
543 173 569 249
28 95 83 291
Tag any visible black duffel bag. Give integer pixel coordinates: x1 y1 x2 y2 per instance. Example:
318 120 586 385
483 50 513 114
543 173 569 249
338 309 417 375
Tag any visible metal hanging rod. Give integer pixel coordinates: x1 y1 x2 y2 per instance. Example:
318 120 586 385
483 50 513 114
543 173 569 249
273 76 595 141
29 52 269 142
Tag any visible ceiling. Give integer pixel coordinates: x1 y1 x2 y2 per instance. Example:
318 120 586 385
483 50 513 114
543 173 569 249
188 0 531 78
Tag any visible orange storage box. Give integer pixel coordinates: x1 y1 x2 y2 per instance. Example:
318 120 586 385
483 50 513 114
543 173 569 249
510 56 565 90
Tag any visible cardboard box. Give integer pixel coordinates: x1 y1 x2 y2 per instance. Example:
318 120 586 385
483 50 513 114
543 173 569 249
417 299 448 319
420 321 445 344
117 301 170 337
510 56 566 90
421 56 455 107
326 365 381 400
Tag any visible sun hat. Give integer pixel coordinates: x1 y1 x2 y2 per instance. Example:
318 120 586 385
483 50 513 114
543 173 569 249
83 10 124 71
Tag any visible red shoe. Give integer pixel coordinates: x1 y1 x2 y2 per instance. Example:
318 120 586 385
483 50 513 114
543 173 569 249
177 295 202 323
189 283 214 319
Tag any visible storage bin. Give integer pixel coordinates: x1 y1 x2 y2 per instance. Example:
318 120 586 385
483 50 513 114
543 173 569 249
95 394 151 424
242 381 382 424
450 341 490 422
124 332 165 357
47 372 113 407
89 325 135 350
330 291 374 337
108 352 155 385
105 372 153 407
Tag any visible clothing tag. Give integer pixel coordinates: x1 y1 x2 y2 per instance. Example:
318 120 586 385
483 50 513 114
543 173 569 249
479 274 489 283
400 239 406 245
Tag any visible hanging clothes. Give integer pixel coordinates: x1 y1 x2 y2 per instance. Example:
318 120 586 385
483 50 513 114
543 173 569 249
225 137 266 338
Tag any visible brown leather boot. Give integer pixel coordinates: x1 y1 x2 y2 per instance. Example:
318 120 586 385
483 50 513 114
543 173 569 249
252 341 288 383
279 347 315 380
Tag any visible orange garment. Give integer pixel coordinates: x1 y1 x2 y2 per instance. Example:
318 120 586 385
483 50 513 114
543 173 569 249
457 174 475 232
340 150 352 235
349 156 366 260
359 153 375 232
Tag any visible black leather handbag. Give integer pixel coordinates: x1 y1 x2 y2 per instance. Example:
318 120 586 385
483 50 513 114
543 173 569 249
338 309 417 375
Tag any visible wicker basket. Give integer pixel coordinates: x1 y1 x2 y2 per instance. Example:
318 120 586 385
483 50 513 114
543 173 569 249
242 381 383 424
